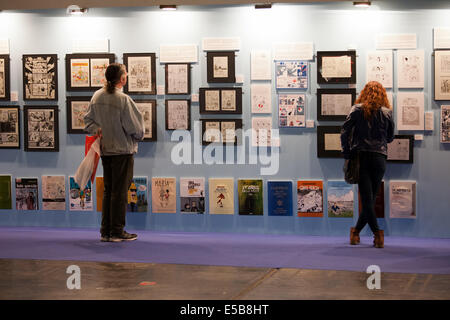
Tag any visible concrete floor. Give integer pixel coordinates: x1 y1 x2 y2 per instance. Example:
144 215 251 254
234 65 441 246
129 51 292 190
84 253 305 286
1 258 449 300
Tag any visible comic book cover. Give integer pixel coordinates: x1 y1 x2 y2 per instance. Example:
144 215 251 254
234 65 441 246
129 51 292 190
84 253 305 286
180 178 205 214
42 175 66 210
0 175 12 209
69 176 92 211
327 181 354 218
127 177 148 212
238 179 263 215
268 181 293 216
389 181 416 218
297 180 323 217
209 178 234 215
152 177 176 213
15 178 38 211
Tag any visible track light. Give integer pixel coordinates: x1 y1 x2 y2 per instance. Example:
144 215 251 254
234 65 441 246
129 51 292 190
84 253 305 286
160 5 177 11
353 1 371 8
66 5 88 15
255 3 272 9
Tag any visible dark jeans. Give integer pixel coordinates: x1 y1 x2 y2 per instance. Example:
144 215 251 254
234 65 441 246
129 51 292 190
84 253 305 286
355 151 386 233
100 154 134 237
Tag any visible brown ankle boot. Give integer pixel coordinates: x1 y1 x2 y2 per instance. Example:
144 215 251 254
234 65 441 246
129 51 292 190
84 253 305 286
373 230 384 248
350 227 360 245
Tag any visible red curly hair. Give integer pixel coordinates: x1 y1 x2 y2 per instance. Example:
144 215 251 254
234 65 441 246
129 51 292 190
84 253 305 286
355 81 391 119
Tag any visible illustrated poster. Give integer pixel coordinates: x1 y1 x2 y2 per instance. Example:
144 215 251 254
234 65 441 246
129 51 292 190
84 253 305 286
70 58 90 88
128 56 152 92
327 181 354 218
127 177 148 212
297 180 323 217
42 175 66 210
268 181 293 216
238 179 263 215
70 100 90 131
275 61 308 89
15 178 38 211
69 176 92 211
23 55 57 100
26 108 57 150
389 181 416 219
278 94 306 127
180 178 205 214
90 58 109 87
209 178 234 215
152 177 176 213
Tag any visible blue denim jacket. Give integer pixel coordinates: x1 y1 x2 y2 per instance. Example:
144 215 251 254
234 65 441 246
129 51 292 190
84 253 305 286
340 104 395 159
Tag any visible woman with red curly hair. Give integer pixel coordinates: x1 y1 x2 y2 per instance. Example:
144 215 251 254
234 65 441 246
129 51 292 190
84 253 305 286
341 81 395 248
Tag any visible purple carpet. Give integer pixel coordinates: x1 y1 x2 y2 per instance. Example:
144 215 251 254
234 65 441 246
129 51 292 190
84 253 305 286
0 227 449 274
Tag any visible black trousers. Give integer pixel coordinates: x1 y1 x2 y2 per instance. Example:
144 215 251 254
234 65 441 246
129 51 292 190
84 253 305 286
355 151 386 233
100 154 134 237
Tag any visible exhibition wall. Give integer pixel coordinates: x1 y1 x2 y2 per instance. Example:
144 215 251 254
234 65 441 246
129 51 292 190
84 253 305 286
0 0 450 238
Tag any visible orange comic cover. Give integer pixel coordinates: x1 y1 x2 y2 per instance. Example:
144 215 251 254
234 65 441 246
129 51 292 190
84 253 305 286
297 180 323 217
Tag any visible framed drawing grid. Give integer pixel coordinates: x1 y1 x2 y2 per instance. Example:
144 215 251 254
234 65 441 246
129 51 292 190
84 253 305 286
0 55 10 101
317 88 356 121
24 105 59 152
165 99 191 130
441 105 450 143
199 87 242 114
278 93 306 127
387 135 414 163
201 118 242 146
66 96 91 134
0 106 20 149
207 51 236 83
317 50 356 84
65 53 115 92
275 60 308 89
123 53 156 95
317 125 343 158
434 50 450 100
165 63 191 95
135 100 157 141
23 54 58 101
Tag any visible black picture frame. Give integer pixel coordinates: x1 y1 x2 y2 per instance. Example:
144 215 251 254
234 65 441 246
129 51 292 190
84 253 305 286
207 51 236 83
199 87 242 114
165 99 191 131
135 100 157 141
317 88 356 121
317 125 343 158
387 135 414 163
65 53 115 92
123 53 156 95
317 50 356 84
66 96 92 134
24 105 59 152
0 106 20 149
0 55 11 101
23 54 58 101
201 119 243 146
165 63 191 95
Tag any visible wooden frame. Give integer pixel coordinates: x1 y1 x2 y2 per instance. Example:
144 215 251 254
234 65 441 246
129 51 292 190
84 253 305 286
0 106 20 149
317 50 356 84
317 125 343 158
0 55 10 101
65 53 115 92
23 54 58 101
165 99 191 131
135 100 157 141
317 88 356 121
165 63 191 95
199 87 242 114
201 118 242 146
387 135 414 163
24 105 59 152
66 96 91 134
123 53 156 95
434 50 450 101
207 51 236 83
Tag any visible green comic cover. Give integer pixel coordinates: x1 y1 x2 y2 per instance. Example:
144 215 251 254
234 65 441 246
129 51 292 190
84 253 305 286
0 175 12 209
238 179 263 215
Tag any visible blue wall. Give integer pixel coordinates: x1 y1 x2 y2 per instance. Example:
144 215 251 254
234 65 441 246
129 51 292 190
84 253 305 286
1 1 450 238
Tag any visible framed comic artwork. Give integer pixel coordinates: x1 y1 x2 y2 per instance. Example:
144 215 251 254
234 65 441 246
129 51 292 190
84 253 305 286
23 54 58 101
65 53 115 92
199 87 242 114
66 96 91 134
0 106 20 149
24 106 59 152
275 60 308 89
0 55 10 101
207 51 236 83
317 50 356 84
123 53 156 95
434 50 450 101
278 93 306 127
165 99 191 131
317 125 343 158
387 135 414 163
135 100 157 141
201 119 242 146
165 63 191 95
317 88 356 121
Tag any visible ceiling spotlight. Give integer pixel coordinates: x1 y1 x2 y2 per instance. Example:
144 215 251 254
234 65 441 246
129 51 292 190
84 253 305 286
255 3 272 9
353 1 371 8
66 5 88 15
160 5 177 11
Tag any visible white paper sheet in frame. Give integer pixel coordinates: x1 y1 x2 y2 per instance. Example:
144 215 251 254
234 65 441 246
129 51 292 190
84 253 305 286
396 92 424 131
389 181 416 219
397 50 424 88
366 51 393 88
159 44 198 63
434 27 450 49
441 105 450 143
251 84 272 113
251 50 271 80
434 50 450 100
375 33 417 50
209 178 234 215
251 117 272 147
